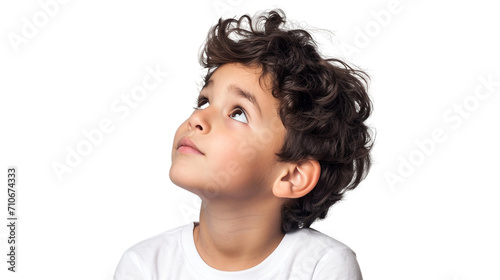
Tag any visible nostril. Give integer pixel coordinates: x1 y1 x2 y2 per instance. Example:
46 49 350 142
196 125 203 131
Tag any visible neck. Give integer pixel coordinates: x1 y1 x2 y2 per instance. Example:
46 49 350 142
193 196 286 271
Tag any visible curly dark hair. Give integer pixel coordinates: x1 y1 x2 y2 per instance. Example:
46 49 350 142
200 9 373 233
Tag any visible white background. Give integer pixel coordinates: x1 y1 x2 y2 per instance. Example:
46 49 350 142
1 0 499 279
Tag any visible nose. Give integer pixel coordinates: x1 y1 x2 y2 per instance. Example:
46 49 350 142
188 108 211 134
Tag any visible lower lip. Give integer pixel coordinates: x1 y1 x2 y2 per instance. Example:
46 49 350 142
178 146 203 155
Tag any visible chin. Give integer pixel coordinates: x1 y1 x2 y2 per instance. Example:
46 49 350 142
169 166 203 195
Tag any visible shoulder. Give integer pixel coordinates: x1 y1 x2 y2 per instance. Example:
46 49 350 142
286 228 362 280
113 223 191 279
288 227 354 253
124 223 187 256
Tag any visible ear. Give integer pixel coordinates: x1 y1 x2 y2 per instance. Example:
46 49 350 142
272 159 321 198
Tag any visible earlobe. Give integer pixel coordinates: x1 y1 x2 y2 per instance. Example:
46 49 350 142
273 159 321 198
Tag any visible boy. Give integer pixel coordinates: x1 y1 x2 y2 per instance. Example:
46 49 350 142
115 9 372 280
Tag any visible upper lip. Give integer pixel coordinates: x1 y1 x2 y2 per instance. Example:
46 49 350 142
178 137 204 154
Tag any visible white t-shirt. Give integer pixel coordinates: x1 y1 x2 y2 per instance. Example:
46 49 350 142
114 223 362 280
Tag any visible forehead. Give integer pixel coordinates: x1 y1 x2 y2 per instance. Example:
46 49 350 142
203 63 275 105
206 63 269 89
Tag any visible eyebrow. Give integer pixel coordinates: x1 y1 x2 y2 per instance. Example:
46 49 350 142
203 80 262 117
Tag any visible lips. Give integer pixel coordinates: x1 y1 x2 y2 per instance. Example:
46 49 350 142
177 137 204 155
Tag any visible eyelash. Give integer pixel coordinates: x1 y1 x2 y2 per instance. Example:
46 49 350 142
193 95 248 122
194 95 209 110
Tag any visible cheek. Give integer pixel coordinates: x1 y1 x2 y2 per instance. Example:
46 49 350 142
203 131 254 179
218 136 272 176
206 132 241 169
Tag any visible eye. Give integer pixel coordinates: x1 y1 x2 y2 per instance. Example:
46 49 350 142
194 96 210 110
229 107 248 123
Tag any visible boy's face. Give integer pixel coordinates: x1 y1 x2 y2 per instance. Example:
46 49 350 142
169 63 286 201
